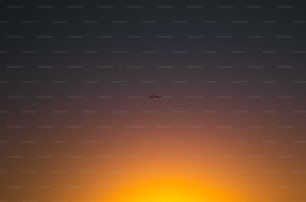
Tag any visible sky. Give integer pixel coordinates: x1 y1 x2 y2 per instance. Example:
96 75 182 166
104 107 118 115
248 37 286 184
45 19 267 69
0 0 306 202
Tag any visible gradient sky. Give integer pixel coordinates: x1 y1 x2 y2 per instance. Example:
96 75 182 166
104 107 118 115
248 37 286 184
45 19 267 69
1 0 306 202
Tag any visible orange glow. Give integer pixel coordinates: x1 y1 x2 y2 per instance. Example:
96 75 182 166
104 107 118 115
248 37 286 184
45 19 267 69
61 130 299 202
100 168 245 202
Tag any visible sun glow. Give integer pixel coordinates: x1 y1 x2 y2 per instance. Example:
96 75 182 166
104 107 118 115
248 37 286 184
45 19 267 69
104 174 239 202
75 131 258 202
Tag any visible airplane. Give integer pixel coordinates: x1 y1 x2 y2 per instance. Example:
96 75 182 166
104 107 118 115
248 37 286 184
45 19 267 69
149 94 163 100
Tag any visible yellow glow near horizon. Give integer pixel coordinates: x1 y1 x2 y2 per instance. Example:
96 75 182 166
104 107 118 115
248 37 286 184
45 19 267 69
104 174 241 202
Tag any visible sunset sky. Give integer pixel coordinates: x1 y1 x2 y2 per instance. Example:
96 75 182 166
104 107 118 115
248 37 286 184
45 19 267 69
1 0 306 202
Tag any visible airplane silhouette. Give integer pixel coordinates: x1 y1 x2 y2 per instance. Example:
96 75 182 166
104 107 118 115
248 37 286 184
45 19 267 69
149 94 163 100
